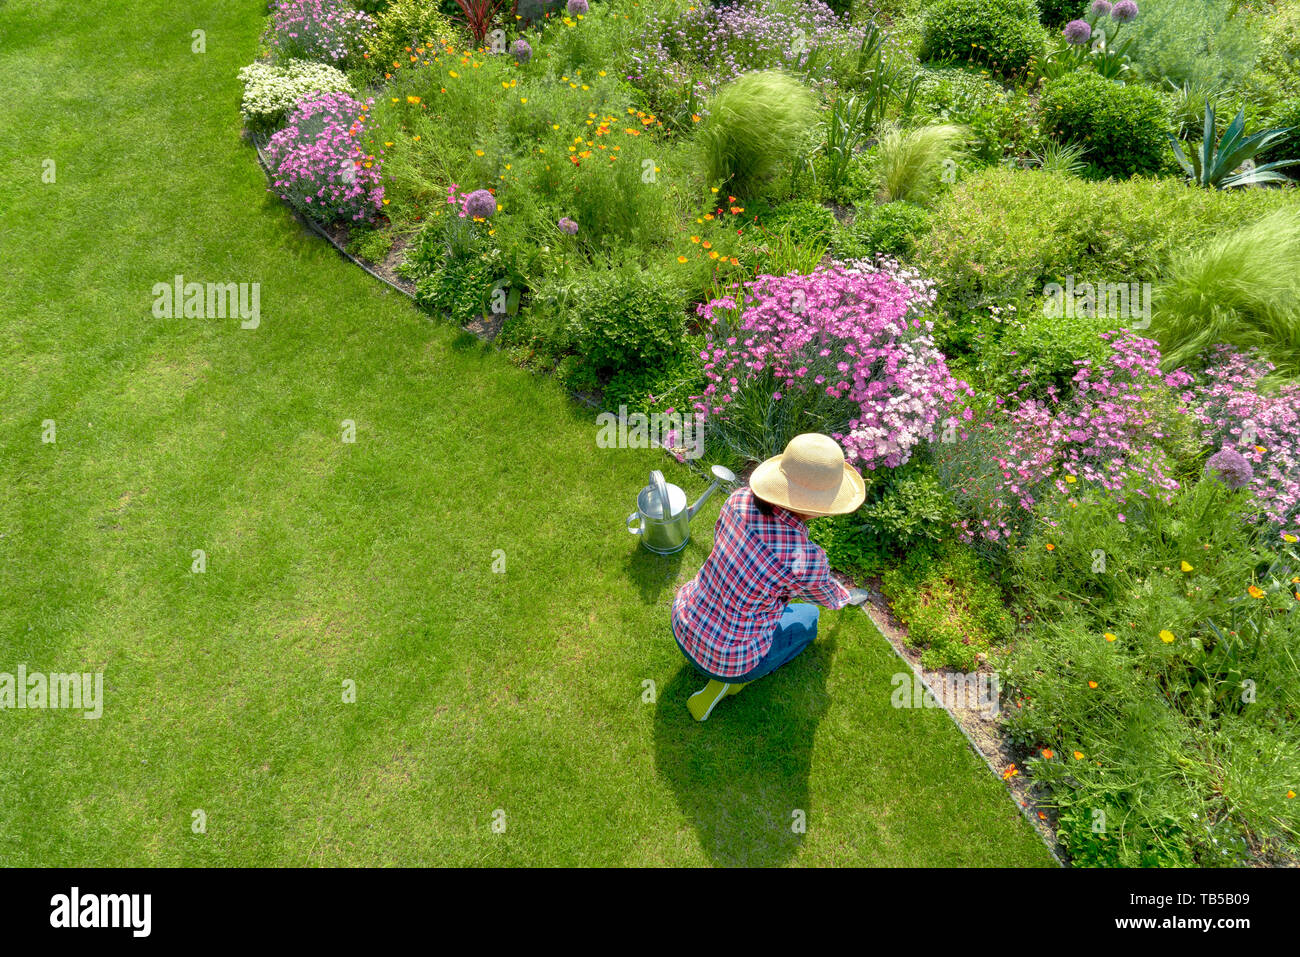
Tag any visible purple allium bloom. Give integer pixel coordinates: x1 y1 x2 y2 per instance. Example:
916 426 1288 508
567 0 588 14
1205 447 1254 490
512 38 532 63
463 189 496 219
1090 0 1113 15
558 216 579 234
1063 19 1092 44
1111 0 1138 22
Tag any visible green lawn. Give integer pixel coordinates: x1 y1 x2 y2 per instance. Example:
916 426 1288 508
0 0 1053 866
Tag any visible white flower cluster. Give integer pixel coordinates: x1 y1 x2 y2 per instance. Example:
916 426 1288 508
238 59 354 133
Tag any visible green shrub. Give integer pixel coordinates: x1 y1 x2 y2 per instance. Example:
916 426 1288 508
756 199 838 248
1154 208 1300 376
1128 0 1260 89
832 201 930 261
882 543 1014 670
362 0 458 80
697 70 818 199
602 345 706 418
915 165 1291 323
911 66 1044 161
1039 71 1171 178
917 0 1045 79
863 465 959 546
979 307 1116 398
345 226 396 264
871 123 967 204
807 508 893 579
564 264 689 379
1037 0 1086 26
1245 0 1300 110
1261 96 1300 180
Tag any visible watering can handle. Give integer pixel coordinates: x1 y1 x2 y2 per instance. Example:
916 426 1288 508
627 512 641 535
649 470 672 519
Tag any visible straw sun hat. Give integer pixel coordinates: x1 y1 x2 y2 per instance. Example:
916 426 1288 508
749 433 866 517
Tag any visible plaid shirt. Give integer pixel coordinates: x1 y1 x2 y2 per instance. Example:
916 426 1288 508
672 486 850 679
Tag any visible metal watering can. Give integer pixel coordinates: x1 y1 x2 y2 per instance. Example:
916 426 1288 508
626 465 737 555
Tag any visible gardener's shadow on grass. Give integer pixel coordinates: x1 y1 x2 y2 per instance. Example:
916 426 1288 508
652 623 838 867
622 543 687 604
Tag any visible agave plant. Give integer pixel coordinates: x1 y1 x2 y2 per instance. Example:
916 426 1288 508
1169 102 1300 189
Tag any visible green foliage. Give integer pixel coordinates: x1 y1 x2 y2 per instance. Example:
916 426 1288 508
917 0 1045 79
832 200 930 260
871 123 967 204
1154 208 1300 376
361 0 459 84
696 70 818 199
1128 0 1260 89
345 226 396 263
863 464 959 546
807 508 894 579
979 307 1116 398
602 344 706 417
1261 96 1300 179
563 263 689 379
915 165 1291 324
1037 0 1086 27
1039 70 1172 178
1003 478 1300 865
1244 0 1300 110
911 66 1043 162
882 543 1014 670
1169 102 1300 189
756 199 838 247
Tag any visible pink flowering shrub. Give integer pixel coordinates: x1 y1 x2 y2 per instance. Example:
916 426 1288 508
265 91 385 224
933 333 1194 548
690 260 967 467
270 0 374 66
1185 347 1300 539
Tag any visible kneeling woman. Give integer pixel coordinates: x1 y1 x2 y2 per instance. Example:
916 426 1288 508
671 433 870 722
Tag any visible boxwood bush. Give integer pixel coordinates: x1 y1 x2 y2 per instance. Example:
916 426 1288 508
1038 71 1172 178
917 0 1045 78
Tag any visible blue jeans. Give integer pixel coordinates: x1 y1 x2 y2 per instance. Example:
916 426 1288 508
675 603 820 684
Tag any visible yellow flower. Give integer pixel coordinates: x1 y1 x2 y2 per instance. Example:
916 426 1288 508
1160 630 1175 643
1088 680 1098 689
476 149 485 156
448 70 458 77
1104 632 1117 642
1180 561 1193 572
1248 584 1265 599
1045 543 1055 551
1064 474 1077 484
1073 751 1084 760
1284 534 1298 543
1289 791 1297 799
676 256 687 263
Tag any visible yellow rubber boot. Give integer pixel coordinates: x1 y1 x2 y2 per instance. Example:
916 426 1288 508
727 682 750 697
687 679 731 721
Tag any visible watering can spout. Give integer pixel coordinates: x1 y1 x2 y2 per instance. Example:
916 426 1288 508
687 465 738 520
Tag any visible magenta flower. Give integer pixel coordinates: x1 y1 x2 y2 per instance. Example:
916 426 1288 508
558 216 579 234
